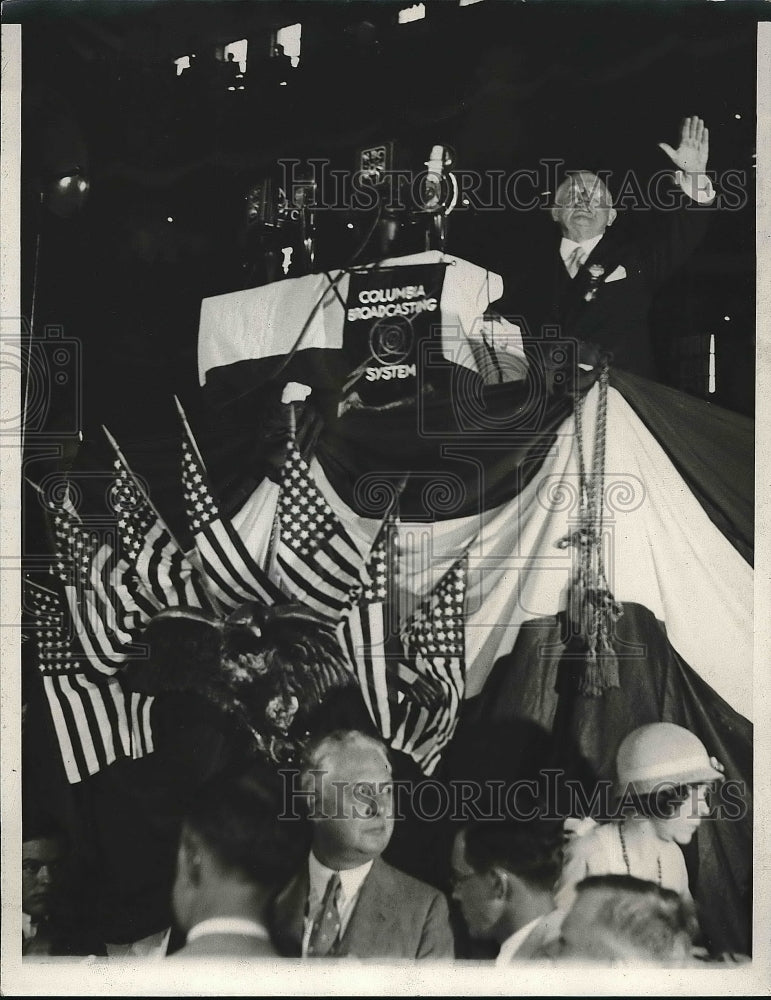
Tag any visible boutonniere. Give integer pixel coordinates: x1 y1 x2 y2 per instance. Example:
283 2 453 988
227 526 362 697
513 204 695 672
584 264 606 302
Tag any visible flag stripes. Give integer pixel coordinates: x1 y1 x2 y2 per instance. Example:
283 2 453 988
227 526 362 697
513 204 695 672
50 506 128 678
276 441 363 619
177 398 284 611
195 519 283 608
341 598 393 740
28 581 154 784
339 516 468 774
108 443 211 613
390 558 467 774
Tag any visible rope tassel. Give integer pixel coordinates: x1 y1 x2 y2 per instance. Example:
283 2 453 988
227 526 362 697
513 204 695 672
558 364 623 696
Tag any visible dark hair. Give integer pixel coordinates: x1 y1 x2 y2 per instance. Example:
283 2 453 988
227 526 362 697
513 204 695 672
628 784 703 821
183 769 303 889
575 874 699 959
23 813 68 849
462 819 563 893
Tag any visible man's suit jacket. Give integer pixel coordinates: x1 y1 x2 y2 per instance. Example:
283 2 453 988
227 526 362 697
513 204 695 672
170 932 277 958
270 857 455 960
496 192 712 380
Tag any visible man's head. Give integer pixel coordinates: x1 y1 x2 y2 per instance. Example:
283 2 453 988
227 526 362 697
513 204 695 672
301 729 394 870
553 875 698 965
551 171 616 242
172 770 301 933
22 821 66 921
450 820 563 944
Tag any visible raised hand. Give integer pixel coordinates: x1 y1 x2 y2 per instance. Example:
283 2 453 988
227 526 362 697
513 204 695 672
658 116 709 174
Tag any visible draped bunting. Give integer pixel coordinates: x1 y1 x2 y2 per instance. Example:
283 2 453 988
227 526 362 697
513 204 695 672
229 380 752 721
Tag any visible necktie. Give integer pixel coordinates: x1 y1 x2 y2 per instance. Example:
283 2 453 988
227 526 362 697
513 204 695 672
307 872 342 957
565 245 587 279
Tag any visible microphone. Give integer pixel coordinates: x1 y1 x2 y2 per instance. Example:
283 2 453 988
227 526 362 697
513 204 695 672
416 144 456 213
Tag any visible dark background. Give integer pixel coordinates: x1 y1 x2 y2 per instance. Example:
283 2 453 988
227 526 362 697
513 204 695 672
11 0 760 444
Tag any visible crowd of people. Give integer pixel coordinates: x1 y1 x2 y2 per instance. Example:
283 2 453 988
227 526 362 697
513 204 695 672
23 714 737 966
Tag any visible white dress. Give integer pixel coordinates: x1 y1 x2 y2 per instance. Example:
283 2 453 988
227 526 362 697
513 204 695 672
554 818 691 911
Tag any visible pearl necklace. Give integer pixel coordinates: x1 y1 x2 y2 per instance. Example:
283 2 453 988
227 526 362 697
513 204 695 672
618 823 663 887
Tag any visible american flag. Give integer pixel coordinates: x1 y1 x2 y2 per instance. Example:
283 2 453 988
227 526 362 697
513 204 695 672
275 440 364 619
390 556 468 775
26 580 153 784
108 436 212 613
338 517 401 739
48 497 136 679
177 398 285 611
339 517 468 773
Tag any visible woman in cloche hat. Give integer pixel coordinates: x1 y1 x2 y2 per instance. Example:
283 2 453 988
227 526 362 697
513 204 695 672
555 723 724 909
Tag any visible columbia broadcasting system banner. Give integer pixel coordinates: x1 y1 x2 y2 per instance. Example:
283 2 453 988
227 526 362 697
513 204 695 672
342 263 448 407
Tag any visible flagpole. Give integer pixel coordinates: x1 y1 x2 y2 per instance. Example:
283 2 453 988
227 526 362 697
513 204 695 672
173 395 212 477
173 397 279 611
26 577 60 598
171 399 241 611
263 403 297 574
263 423 292 576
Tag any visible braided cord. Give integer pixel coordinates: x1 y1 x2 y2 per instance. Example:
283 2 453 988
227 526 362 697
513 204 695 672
568 362 621 694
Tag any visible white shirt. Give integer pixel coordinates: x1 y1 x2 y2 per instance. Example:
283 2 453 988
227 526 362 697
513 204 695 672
495 909 565 965
301 853 373 957
559 233 604 268
187 917 270 943
495 917 542 965
22 912 38 944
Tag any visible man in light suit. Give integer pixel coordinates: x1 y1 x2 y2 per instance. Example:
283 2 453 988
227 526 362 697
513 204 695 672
451 819 564 963
497 116 715 381
271 729 454 959
170 771 302 958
